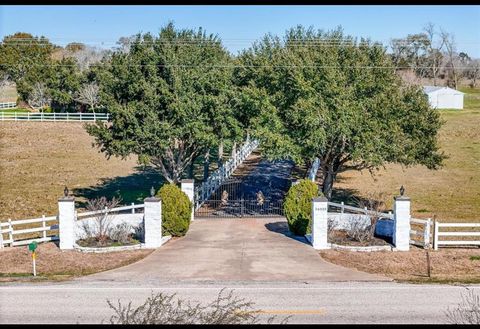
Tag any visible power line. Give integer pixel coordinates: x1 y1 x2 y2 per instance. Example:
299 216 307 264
0 63 474 69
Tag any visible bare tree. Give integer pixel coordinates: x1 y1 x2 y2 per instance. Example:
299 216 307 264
65 45 106 71
423 22 445 86
27 82 51 112
75 82 100 113
81 196 122 246
441 30 460 89
466 59 480 88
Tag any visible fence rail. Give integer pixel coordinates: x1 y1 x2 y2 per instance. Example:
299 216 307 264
194 138 259 210
1 203 144 248
0 215 59 247
75 203 145 219
0 102 16 109
327 201 394 219
0 112 110 122
434 222 480 250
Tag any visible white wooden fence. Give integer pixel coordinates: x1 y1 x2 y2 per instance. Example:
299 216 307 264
410 218 432 249
0 112 110 122
327 201 393 219
433 222 480 250
0 215 59 247
194 138 259 210
0 102 16 109
0 203 143 248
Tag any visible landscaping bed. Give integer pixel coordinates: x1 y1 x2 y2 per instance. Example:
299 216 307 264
0 242 154 282
328 229 390 247
319 247 480 283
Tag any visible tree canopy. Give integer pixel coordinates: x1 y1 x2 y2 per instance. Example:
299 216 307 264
233 25 445 198
86 23 241 183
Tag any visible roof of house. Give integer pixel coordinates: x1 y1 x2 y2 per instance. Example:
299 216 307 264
423 86 464 94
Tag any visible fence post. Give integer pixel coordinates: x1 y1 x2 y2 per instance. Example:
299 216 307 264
58 194 75 250
311 197 330 250
424 218 431 249
393 193 411 251
433 219 439 251
41 111 43 122
144 195 162 248
8 219 13 246
42 215 47 240
131 203 135 214
67 112 69 121
0 227 3 248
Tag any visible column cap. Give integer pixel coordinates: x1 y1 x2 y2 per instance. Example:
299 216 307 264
144 197 161 202
58 196 75 202
394 196 411 201
312 196 328 202
181 179 194 183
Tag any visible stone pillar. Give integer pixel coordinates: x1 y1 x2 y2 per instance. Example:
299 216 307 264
393 195 411 251
181 179 195 222
58 195 75 250
311 196 329 250
144 196 163 248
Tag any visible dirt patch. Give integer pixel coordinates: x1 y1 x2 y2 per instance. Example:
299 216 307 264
319 247 480 283
0 242 154 282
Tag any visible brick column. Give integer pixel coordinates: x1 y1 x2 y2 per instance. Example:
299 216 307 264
311 196 330 250
393 195 411 251
144 196 162 248
58 196 75 250
181 179 195 222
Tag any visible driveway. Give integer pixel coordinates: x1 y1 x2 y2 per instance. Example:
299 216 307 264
78 218 390 283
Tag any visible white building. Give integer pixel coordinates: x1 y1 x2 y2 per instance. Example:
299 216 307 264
423 86 464 110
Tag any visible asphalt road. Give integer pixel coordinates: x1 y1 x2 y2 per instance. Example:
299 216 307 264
1 281 478 324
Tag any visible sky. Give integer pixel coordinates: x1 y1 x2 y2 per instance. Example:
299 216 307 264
1 5 480 57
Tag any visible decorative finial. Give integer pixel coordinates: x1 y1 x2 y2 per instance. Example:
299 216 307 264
64 186 69 197
150 186 155 197
400 185 405 196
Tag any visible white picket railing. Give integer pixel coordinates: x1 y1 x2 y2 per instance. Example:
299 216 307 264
0 112 110 122
75 203 145 220
0 203 144 248
433 222 480 250
0 215 59 247
0 102 16 109
410 218 432 249
194 139 260 210
327 201 394 219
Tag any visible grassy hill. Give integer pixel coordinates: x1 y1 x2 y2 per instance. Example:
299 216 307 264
334 87 480 222
0 88 479 222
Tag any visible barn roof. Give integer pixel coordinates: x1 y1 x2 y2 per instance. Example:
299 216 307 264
423 86 464 94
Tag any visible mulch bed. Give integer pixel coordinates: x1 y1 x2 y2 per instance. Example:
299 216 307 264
328 229 390 247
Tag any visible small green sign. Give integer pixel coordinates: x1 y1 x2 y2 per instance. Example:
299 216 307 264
28 241 38 252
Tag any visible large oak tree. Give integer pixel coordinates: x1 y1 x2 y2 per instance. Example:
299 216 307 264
86 23 241 184
233 26 445 199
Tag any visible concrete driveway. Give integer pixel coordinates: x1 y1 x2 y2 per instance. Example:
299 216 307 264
78 218 390 284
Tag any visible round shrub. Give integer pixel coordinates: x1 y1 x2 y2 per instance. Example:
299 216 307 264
157 183 192 237
283 179 321 236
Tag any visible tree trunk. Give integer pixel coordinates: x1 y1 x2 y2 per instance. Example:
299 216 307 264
203 149 210 182
321 168 335 200
217 141 224 168
189 155 197 179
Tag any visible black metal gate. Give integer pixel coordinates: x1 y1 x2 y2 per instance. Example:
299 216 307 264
194 179 284 218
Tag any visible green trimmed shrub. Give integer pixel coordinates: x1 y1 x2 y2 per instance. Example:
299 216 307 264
283 179 321 236
157 183 192 237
